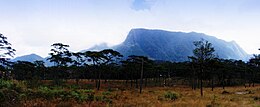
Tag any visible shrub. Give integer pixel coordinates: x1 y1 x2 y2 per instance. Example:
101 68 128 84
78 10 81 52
86 93 94 102
81 89 94 93
70 84 80 90
102 91 111 96
34 86 68 100
164 91 178 100
86 93 94 106
95 95 109 102
0 88 20 107
70 90 87 103
0 79 24 107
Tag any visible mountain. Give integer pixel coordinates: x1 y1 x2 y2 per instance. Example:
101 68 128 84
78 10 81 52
11 54 44 62
11 28 249 64
11 54 53 66
113 28 248 61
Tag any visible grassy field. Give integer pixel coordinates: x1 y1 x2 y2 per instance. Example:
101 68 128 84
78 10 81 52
1 79 260 107
15 80 260 107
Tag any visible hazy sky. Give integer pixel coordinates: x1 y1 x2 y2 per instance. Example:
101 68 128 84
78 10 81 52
0 0 260 57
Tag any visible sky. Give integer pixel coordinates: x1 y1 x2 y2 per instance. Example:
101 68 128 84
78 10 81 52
0 0 260 58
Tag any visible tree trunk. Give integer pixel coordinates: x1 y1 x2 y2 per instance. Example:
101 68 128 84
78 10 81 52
211 78 214 91
164 75 167 87
200 78 203 96
200 69 203 96
244 66 247 88
140 59 143 94
130 79 133 88
131 71 133 87
97 70 101 90
135 79 138 89
222 80 225 89
155 77 157 86
252 72 255 87
145 78 147 87
222 72 225 89
192 64 196 90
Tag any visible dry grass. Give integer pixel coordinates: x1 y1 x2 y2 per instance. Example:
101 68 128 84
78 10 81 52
109 85 260 107
21 80 260 107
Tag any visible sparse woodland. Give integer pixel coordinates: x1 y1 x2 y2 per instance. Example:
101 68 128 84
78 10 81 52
1 34 260 107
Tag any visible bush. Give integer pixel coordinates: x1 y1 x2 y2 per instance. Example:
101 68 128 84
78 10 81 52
0 79 24 93
29 86 69 100
81 89 94 93
69 84 80 90
86 93 94 102
34 86 89 103
70 90 87 103
95 95 112 103
164 91 178 100
102 91 111 96
0 79 24 107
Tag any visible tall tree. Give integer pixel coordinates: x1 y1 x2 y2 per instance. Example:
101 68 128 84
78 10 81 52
34 60 46 80
0 34 16 68
100 49 123 65
84 51 104 90
190 39 216 96
71 52 86 84
47 43 72 85
248 54 260 87
12 61 36 80
47 43 72 67
0 34 15 79
100 49 123 84
126 55 150 93
86 49 123 90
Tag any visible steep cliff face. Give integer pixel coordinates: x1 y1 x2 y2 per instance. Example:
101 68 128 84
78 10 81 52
114 28 248 62
11 28 249 64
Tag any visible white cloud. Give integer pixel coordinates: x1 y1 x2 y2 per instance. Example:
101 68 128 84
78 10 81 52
131 0 156 11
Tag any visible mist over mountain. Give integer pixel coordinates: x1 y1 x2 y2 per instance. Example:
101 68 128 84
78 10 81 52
82 43 109 52
113 28 249 61
12 28 249 64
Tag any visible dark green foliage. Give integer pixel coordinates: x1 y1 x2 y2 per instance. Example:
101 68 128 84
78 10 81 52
23 86 97 103
164 91 179 100
189 39 216 96
102 91 111 96
94 95 112 104
0 79 23 107
0 34 15 67
47 43 72 67
0 79 100 105
0 34 15 80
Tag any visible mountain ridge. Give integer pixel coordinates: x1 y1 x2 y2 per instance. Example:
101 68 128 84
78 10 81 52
113 28 248 61
12 28 249 64
11 53 44 62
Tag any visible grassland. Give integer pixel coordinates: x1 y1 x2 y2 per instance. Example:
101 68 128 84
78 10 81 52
13 80 259 107
1 79 259 107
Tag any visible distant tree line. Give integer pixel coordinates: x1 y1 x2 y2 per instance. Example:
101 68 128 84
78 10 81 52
0 33 260 95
